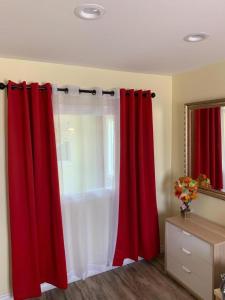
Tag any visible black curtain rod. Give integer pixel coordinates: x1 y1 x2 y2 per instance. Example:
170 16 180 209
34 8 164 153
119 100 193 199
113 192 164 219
0 82 156 98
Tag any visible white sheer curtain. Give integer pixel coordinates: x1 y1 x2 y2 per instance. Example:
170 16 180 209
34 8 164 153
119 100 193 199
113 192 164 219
53 86 120 282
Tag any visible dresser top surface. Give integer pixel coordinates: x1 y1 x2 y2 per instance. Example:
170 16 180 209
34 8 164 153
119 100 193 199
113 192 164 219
166 214 225 245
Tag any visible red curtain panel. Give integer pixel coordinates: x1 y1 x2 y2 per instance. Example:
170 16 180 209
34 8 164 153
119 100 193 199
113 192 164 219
193 107 223 190
8 81 67 300
113 89 160 266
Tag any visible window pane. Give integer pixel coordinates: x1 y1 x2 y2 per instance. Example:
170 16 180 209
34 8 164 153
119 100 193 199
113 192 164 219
55 114 115 196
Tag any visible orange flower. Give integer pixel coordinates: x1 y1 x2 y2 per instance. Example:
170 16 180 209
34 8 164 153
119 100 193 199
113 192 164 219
184 177 192 184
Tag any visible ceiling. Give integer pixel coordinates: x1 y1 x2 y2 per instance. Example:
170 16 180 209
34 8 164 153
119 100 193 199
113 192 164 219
0 0 225 74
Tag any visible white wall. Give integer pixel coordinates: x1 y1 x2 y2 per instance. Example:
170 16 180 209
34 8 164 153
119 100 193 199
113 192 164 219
0 58 172 296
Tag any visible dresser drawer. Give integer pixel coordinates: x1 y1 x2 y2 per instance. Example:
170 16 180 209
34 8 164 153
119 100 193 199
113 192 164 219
167 243 212 283
167 255 212 300
166 222 212 264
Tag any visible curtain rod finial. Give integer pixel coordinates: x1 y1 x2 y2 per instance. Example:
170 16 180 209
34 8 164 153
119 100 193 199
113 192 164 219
151 92 156 98
0 82 7 90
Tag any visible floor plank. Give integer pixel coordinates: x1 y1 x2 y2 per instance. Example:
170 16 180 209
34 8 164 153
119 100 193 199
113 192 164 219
32 256 196 300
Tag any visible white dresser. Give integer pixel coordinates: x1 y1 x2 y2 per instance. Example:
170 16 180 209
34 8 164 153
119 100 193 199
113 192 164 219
165 214 225 300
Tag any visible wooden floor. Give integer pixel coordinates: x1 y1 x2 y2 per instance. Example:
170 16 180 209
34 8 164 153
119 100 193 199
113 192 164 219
33 256 196 300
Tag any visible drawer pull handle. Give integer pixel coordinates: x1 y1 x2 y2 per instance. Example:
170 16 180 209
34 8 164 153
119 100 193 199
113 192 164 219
182 230 191 236
182 247 191 255
182 265 191 273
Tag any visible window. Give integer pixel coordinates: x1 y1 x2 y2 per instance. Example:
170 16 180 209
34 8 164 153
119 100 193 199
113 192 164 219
56 114 116 196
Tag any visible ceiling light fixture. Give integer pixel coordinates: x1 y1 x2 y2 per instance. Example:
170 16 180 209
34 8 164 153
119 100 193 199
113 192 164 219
74 4 105 20
184 33 209 42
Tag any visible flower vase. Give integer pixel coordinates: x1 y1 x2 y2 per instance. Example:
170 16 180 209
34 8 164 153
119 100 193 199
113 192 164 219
180 207 191 219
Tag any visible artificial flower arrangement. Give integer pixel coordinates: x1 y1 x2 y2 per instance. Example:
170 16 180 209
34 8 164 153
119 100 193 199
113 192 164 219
197 173 211 189
174 176 198 214
174 174 211 216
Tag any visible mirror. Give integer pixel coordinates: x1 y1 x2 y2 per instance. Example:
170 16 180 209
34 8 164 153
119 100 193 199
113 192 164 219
185 99 225 200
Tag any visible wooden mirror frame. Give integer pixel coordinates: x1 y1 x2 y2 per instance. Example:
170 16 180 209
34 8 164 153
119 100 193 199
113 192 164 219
185 98 225 201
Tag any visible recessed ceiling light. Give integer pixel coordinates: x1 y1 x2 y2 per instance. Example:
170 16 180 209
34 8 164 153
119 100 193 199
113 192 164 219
184 33 209 42
74 4 105 20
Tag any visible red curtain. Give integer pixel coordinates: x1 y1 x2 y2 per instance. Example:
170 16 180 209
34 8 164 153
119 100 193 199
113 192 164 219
113 89 160 266
8 81 67 300
193 107 223 189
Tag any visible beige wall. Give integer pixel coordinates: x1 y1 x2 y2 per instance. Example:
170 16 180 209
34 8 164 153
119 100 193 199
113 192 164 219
0 58 172 296
172 61 225 222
